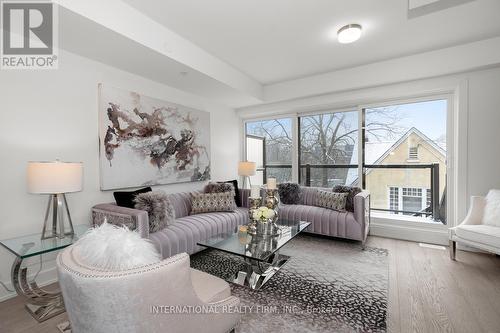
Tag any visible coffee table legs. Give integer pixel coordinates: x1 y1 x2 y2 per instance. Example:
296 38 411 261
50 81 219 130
11 256 65 322
233 252 290 290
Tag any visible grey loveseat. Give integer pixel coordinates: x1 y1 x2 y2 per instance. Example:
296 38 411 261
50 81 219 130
280 187 370 247
92 186 370 258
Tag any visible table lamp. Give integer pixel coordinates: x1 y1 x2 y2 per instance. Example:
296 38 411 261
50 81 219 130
27 161 83 240
238 161 256 189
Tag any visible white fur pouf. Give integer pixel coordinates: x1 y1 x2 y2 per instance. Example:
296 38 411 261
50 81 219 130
74 222 161 271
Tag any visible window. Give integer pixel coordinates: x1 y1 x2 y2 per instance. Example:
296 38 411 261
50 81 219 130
402 187 423 215
245 118 293 185
244 97 448 224
299 111 358 187
389 187 399 213
364 99 447 223
426 188 432 208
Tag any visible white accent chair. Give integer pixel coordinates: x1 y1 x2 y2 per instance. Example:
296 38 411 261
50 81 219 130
449 195 500 260
57 248 240 333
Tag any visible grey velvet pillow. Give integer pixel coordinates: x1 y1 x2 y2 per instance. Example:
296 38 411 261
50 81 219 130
332 185 362 212
134 191 175 233
316 190 348 212
204 182 234 195
278 183 301 204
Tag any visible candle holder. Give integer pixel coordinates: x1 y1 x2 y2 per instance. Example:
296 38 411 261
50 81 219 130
265 189 279 209
248 197 261 235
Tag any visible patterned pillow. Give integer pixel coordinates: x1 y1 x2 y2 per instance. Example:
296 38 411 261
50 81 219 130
219 180 242 207
332 185 362 212
190 192 235 215
278 183 301 204
134 191 175 232
316 190 348 212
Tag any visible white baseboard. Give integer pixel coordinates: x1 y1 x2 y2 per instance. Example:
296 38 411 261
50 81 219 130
370 220 449 245
0 264 58 303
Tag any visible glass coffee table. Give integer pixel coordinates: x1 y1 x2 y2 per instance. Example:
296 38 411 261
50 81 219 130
0 224 89 322
197 220 310 290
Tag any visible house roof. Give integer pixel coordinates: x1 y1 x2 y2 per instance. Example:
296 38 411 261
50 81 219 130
345 127 446 186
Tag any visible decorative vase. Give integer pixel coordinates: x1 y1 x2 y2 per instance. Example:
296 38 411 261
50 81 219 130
247 197 261 235
255 218 280 237
265 189 279 223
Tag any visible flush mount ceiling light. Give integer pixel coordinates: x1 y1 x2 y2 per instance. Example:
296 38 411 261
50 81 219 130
337 24 362 44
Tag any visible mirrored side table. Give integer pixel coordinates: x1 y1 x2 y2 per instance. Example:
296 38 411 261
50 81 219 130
0 224 88 322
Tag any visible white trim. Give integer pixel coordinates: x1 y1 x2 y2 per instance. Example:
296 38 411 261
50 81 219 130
370 215 449 245
291 117 299 182
297 106 358 118
451 80 469 226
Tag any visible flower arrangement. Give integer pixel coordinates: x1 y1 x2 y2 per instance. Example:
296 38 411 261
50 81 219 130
252 206 275 221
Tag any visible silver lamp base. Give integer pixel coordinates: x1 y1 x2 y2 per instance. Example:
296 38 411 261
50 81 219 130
241 175 252 189
41 194 75 240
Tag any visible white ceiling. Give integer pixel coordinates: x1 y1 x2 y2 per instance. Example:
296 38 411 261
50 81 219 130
123 0 500 84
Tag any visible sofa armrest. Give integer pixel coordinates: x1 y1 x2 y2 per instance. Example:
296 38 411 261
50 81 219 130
239 188 251 208
460 196 486 226
92 203 149 238
354 191 370 242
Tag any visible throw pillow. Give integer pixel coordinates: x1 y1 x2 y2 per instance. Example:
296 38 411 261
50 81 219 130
219 180 242 207
205 182 234 195
113 187 152 208
134 191 175 232
278 182 302 204
332 185 362 212
482 189 500 227
190 192 235 215
74 222 161 271
316 190 348 212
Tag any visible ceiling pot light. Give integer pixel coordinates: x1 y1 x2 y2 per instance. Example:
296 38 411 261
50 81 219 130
337 24 362 44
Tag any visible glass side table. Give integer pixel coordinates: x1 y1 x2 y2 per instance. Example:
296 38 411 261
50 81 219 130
0 224 89 322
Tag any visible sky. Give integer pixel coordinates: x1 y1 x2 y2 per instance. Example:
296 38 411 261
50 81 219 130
366 99 447 142
246 99 447 145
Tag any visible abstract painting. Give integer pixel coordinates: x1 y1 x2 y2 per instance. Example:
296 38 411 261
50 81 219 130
98 84 210 190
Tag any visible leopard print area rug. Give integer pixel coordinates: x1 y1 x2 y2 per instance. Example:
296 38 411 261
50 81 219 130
191 234 388 333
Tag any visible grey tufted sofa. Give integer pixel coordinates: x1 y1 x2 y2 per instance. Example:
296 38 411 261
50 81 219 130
92 186 370 258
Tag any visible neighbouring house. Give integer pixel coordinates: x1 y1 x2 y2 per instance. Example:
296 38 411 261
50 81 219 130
348 127 446 221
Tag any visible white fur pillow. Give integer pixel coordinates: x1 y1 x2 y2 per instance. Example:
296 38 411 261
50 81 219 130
74 222 161 271
482 189 500 227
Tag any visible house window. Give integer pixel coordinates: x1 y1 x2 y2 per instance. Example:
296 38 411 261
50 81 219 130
426 188 431 207
408 146 418 160
402 187 423 215
389 187 399 213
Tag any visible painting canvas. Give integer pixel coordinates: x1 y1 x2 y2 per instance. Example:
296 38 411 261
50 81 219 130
98 84 211 190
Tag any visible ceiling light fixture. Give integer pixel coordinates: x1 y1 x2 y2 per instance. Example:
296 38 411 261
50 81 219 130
337 24 362 44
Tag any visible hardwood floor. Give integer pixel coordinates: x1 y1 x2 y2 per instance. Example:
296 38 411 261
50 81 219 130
0 236 499 333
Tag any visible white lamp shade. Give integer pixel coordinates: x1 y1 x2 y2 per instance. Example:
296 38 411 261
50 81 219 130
27 161 83 194
238 161 256 176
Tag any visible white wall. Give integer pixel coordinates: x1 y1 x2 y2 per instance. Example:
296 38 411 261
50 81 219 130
0 50 240 301
467 68 500 196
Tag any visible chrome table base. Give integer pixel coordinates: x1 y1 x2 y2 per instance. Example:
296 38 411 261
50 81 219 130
11 256 65 322
233 252 290 290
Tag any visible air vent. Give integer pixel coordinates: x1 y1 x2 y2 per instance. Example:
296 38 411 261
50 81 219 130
408 147 418 160
408 0 477 19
